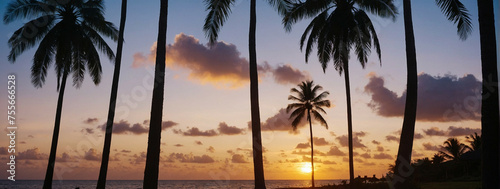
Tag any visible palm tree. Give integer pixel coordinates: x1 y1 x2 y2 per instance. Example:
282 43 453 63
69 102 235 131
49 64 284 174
143 0 168 188
439 138 468 161
281 0 397 182
432 153 445 165
395 2 472 186
286 80 330 188
96 0 127 188
3 1 117 188
203 1 288 188
465 132 481 152
476 0 499 188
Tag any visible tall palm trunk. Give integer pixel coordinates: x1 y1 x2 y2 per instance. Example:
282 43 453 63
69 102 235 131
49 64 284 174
307 110 315 188
143 0 168 188
394 0 418 188
43 72 68 189
477 0 500 188
343 62 354 182
249 0 266 188
96 0 127 188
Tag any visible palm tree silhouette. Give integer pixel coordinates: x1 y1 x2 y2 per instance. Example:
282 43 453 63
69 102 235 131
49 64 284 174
395 2 472 187
3 1 117 188
280 0 397 182
439 138 468 161
143 0 168 188
476 0 500 188
203 0 288 188
465 132 481 152
97 0 127 188
287 80 330 188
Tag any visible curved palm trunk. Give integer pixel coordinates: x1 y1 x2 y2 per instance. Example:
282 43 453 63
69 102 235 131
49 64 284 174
394 0 418 188
143 0 168 188
477 0 500 188
96 0 127 188
42 72 68 189
343 62 354 183
307 110 315 188
249 0 266 188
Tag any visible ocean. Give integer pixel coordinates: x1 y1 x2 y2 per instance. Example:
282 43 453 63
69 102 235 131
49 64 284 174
0 180 344 189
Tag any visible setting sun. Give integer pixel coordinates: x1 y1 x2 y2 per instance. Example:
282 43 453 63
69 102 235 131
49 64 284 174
300 163 312 173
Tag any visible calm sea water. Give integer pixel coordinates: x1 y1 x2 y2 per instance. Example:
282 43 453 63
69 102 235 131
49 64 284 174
0 180 344 189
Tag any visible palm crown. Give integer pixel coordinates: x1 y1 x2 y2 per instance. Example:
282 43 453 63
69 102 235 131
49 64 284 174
4 0 118 88
439 138 468 161
287 80 331 129
281 0 397 72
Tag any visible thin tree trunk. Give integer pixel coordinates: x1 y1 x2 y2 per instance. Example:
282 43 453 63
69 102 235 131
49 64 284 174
477 0 500 188
249 0 266 188
308 110 314 188
42 72 68 189
393 1 418 188
143 0 168 188
96 0 127 188
343 62 354 183
394 0 418 189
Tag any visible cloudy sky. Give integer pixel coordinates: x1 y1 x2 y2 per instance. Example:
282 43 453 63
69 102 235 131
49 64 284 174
0 0 498 181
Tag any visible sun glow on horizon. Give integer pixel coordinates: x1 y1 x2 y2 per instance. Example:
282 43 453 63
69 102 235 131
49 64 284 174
300 162 312 173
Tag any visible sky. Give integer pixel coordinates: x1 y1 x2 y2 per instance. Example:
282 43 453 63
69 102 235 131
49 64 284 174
0 0 499 181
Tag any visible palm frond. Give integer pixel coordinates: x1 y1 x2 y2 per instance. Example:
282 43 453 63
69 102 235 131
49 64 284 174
82 24 115 61
283 0 332 32
31 21 61 88
3 0 55 24
312 91 329 102
268 0 292 16
314 99 331 108
354 0 398 20
290 108 306 129
203 0 235 45
311 110 328 129
435 0 472 40
7 15 56 62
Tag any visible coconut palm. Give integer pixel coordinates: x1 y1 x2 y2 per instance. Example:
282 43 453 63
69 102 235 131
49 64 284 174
143 0 168 188
395 2 472 187
476 0 499 188
465 132 481 152
3 1 117 188
287 80 330 188
203 0 288 188
96 0 127 188
280 0 397 182
432 153 445 165
439 138 468 161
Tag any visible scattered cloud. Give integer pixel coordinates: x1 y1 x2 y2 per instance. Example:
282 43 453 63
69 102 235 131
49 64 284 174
326 146 346 156
255 108 300 134
295 142 310 149
132 33 309 88
95 120 177 135
84 148 101 161
423 127 446 136
322 160 337 164
312 137 331 146
175 127 218 137
447 126 481 136
373 152 393 160
231 154 249 163
377 146 384 152
414 133 425 140
58 152 77 162
336 135 367 148
167 153 215 163
121 149 132 153
0 147 8 155
365 73 481 122
195 141 203 145
83 118 99 124
360 153 371 159
385 135 399 142
174 144 183 147
207 146 215 153
422 126 480 137
217 122 245 135
372 140 381 145
17 148 48 160
423 142 441 151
